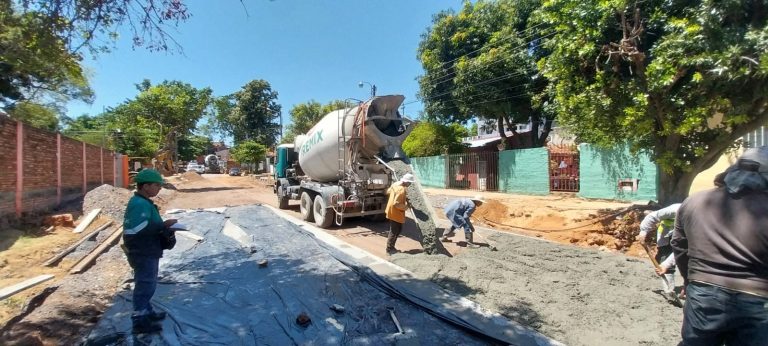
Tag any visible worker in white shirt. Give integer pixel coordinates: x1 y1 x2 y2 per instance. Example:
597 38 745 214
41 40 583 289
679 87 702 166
637 203 681 295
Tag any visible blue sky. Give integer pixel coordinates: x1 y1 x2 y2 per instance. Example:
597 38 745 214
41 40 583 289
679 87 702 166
67 1 463 139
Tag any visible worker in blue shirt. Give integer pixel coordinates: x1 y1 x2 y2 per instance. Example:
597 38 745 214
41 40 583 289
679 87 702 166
123 169 177 334
440 195 484 248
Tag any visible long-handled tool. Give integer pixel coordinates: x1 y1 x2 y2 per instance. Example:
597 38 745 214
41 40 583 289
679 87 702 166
469 217 498 251
386 306 404 334
640 242 683 307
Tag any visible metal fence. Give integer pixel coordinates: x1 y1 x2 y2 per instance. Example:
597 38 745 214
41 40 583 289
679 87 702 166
444 152 500 192
548 145 580 192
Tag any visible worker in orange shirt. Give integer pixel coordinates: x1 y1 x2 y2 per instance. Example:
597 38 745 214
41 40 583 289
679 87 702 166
385 173 414 254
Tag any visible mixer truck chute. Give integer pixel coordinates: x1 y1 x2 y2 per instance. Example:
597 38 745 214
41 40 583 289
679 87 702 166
274 95 414 228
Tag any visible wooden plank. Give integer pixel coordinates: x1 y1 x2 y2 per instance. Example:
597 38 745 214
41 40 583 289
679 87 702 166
0 275 55 300
175 231 204 242
69 226 123 274
42 221 114 267
73 209 101 234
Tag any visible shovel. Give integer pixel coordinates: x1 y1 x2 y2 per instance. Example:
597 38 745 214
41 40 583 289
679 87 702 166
641 242 683 307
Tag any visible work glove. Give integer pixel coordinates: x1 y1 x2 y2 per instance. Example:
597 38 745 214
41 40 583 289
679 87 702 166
636 231 647 241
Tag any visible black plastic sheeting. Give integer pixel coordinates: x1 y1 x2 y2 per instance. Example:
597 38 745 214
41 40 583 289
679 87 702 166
83 205 495 345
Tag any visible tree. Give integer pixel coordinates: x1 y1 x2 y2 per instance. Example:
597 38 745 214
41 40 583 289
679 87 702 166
535 0 768 204
402 121 469 157
7 101 59 131
177 135 212 161
283 99 349 143
231 140 267 166
109 80 212 158
60 113 109 145
0 1 93 107
0 0 191 108
417 0 553 148
212 80 282 147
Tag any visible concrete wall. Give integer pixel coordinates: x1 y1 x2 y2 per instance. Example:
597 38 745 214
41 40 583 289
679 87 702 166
498 148 550 195
578 144 658 201
410 155 446 188
0 117 121 219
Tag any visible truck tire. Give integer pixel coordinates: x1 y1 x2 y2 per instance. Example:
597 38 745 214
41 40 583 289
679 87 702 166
277 186 289 210
313 195 335 229
300 191 314 222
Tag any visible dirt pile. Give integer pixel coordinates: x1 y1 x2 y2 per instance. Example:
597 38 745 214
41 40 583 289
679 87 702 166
180 171 204 181
82 184 133 221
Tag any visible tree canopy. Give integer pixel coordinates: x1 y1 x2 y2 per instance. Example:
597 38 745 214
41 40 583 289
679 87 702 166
231 139 267 165
417 0 552 148
0 0 191 110
534 0 768 203
402 121 469 157
212 80 282 147
108 79 212 158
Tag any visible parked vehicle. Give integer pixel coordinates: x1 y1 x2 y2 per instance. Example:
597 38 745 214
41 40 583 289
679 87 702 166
186 162 205 174
228 167 241 176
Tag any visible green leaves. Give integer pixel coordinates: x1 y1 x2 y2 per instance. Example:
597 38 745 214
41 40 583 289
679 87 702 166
211 80 282 148
402 121 469 157
417 0 553 146
231 140 267 165
535 0 768 202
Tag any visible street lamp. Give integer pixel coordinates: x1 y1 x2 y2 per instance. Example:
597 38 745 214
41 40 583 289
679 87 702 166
358 81 376 98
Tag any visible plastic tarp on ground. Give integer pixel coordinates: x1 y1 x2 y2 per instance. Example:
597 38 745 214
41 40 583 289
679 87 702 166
84 205 560 345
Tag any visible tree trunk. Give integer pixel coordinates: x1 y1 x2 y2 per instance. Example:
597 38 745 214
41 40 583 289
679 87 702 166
657 169 698 205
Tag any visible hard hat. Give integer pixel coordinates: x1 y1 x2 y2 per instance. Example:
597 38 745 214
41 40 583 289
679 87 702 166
470 195 485 203
738 146 768 173
400 173 415 183
135 169 164 184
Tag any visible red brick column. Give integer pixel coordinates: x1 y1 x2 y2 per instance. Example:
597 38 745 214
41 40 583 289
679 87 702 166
15 121 23 217
82 142 87 195
57 133 61 206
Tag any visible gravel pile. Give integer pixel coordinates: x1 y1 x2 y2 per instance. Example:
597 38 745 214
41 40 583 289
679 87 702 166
180 171 204 181
82 184 133 222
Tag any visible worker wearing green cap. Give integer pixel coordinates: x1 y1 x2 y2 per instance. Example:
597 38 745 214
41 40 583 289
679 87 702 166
123 169 177 334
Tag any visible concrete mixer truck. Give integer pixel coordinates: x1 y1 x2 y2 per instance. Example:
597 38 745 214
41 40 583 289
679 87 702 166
273 95 414 228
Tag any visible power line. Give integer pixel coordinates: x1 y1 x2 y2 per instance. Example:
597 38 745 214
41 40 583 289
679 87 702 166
427 30 553 88
424 21 547 83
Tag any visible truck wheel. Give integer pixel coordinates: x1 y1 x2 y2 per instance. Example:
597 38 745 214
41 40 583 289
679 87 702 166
300 191 314 222
277 186 289 209
313 195 335 229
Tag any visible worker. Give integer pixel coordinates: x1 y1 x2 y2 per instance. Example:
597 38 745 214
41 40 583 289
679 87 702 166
385 173 413 254
441 196 484 248
637 203 681 296
123 169 178 334
671 146 768 345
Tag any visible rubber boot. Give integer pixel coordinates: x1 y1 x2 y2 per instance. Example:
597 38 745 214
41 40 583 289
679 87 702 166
441 226 456 242
132 315 162 334
662 273 676 294
465 231 480 248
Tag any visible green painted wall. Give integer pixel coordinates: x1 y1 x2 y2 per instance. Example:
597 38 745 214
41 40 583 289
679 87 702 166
410 156 446 188
498 148 549 195
578 144 658 201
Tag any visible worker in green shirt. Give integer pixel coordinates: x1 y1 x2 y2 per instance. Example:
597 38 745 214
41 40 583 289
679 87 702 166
123 169 177 334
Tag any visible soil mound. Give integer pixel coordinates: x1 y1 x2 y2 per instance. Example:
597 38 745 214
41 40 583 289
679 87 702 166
83 184 133 221
180 172 204 181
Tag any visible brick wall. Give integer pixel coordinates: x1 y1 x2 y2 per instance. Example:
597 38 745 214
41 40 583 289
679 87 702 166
0 117 17 215
22 125 57 212
0 118 121 219
61 136 84 202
